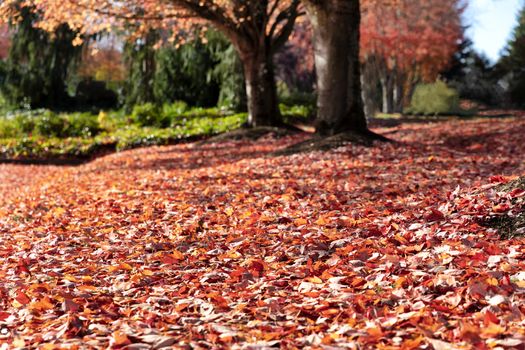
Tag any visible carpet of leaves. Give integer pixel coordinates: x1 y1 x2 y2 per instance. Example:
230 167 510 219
1 117 525 349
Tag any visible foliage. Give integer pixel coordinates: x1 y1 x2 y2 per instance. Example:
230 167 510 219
123 29 244 111
406 80 461 115
279 103 315 122
497 4 525 107
77 38 126 84
206 30 246 111
361 0 464 113
0 0 301 127
122 29 158 109
129 103 165 128
74 78 120 111
443 40 504 106
0 105 247 158
1 117 525 348
0 110 102 138
0 5 83 109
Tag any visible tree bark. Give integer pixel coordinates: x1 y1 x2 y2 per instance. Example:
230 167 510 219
305 0 368 136
240 50 282 127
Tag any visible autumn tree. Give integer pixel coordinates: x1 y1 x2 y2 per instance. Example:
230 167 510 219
0 0 300 127
360 0 464 114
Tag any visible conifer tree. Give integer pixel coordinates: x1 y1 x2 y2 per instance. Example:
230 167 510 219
498 5 525 107
1 4 82 109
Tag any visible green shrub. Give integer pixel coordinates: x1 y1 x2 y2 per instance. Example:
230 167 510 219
406 81 461 115
280 104 314 120
0 118 19 138
64 112 102 137
0 105 246 159
130 103 166 127
163 101 189 117
33 111 67 137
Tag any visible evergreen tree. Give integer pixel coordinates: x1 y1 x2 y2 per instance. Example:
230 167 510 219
123 29 245 111
123 29 158 109
1 4 82 109
498 5 525 107
206 30 246 111
443 39 504 106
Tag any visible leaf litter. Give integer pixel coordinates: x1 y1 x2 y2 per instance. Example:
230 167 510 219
0 117 525 349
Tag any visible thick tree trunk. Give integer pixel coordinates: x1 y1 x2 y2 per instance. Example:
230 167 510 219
305 0 368 136
240 51 282 128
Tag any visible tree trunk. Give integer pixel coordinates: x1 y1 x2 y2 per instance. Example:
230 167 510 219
305 0 368 136
239 50 282 128
393 73 405 113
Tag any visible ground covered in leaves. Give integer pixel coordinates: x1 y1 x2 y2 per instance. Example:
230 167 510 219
1 117 525 349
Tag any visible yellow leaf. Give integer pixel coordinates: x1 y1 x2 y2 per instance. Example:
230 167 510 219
307 276 323 284
486 277 499 286
12 338 25 348
315 217 329 225
395 276 407 288
64 274 78 282
120 263 133 270
294 218 308 226
29 297 54 311
172 250 184 260
482 323 505 337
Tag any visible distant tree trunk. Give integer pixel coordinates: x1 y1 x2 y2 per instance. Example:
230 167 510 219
240 49 282 127
304 0 368 136
361 57 380 118
393 72 405 113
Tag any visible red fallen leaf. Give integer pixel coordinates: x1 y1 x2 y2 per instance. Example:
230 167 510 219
483 310 500 326
0 312 11 321
492 203 510 213
490 175 508 183
66 315 85 337
208 293 230 309
249 259 266 277
16 259 31 275
15 291 31 305
63 298 80 313
424 208 445 222
509 188 525 198
160 251 184 264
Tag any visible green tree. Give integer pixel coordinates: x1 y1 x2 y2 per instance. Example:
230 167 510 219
123 29 245 111
498 5 525 107
1 4 82 109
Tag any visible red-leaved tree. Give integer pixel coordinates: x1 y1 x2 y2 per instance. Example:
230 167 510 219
361 0 464 114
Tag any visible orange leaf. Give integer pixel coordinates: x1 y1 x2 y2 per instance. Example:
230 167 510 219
111 330 131 346
15 291 30 305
